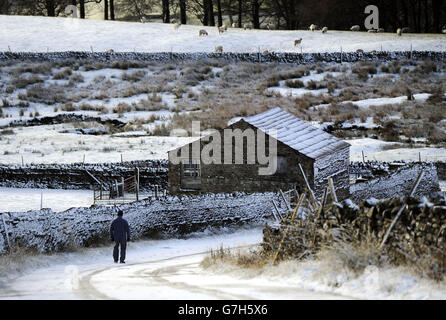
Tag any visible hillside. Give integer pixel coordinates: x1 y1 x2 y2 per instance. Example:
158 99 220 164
1 15 446 53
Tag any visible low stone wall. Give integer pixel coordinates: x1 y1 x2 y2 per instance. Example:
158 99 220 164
350 163 441 202
0 160 168 191
0 192 278 254
263 193 446 263
0 51 445 64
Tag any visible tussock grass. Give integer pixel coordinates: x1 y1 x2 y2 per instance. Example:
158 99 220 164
201 246 271 270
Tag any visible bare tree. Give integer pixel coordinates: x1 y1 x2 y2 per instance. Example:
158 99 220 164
162 0 170 22
179 0 187 23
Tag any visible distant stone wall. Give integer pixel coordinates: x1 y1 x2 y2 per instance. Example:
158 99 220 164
0 192 277 254
0 160 168 191
350 163 441 201
1 51 445 64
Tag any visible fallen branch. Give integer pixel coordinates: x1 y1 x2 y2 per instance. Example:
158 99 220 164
379 171 424 249
272 193 306 264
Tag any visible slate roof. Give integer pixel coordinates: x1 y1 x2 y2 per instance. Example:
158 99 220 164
241 107 350 159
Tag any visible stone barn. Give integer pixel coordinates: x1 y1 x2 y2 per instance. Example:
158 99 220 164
168 107 350 199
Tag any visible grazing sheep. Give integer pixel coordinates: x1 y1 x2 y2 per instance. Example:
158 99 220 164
199 29 208 36
218 26 225 34
215 45 223 53
294 38 302 46
173 23 181 30
262 49 269 54
232 23 236 28
309 24 318 31
222 24 228 31
442 26 446 34
244 23 253 30
378 27 385 33
401 27 410 33
105 49 114 53
350 25 360 31
321 27 328 33
397 28 402 36
368 29 377 33
356 49 364 53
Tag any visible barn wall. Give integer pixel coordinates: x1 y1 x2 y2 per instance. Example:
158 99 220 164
168 120 315 194
313 146 350 200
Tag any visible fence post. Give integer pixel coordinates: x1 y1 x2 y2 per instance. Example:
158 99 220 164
1 213 11 252
135 168 140 201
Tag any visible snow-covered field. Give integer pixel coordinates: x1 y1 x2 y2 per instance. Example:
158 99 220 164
0 187 93 213
348 138 446 162
1 126 444 164
1 227 445 300
0 125 195 164
1 15 446 53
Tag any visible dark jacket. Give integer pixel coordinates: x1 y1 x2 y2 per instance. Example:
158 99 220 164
110 216 130 242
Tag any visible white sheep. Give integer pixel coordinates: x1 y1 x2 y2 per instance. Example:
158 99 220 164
222 24 228 31
350 25 360 31
218 26 225 34
309 24 318 31
232 23 236 28
321 26 328 33
262 49 269 54
105 49 114 53
173 23 181 30
294 38 302 46
199 29 208 36
443 28 446 34
215 45 223 53
244 23 253 30
397 28 402 36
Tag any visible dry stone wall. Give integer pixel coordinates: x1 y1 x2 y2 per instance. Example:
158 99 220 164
0 192 278 255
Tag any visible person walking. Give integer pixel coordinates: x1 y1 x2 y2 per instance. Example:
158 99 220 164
110 210 131 263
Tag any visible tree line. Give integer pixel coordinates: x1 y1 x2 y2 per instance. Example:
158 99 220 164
0 0 445 32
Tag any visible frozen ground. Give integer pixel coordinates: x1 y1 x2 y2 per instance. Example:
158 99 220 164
1 15 446 53
0 187 93 213
1 227 445 300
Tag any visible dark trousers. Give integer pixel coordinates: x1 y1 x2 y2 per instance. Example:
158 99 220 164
113 240 127 262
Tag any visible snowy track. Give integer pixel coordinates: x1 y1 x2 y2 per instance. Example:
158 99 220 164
0 228 350 300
